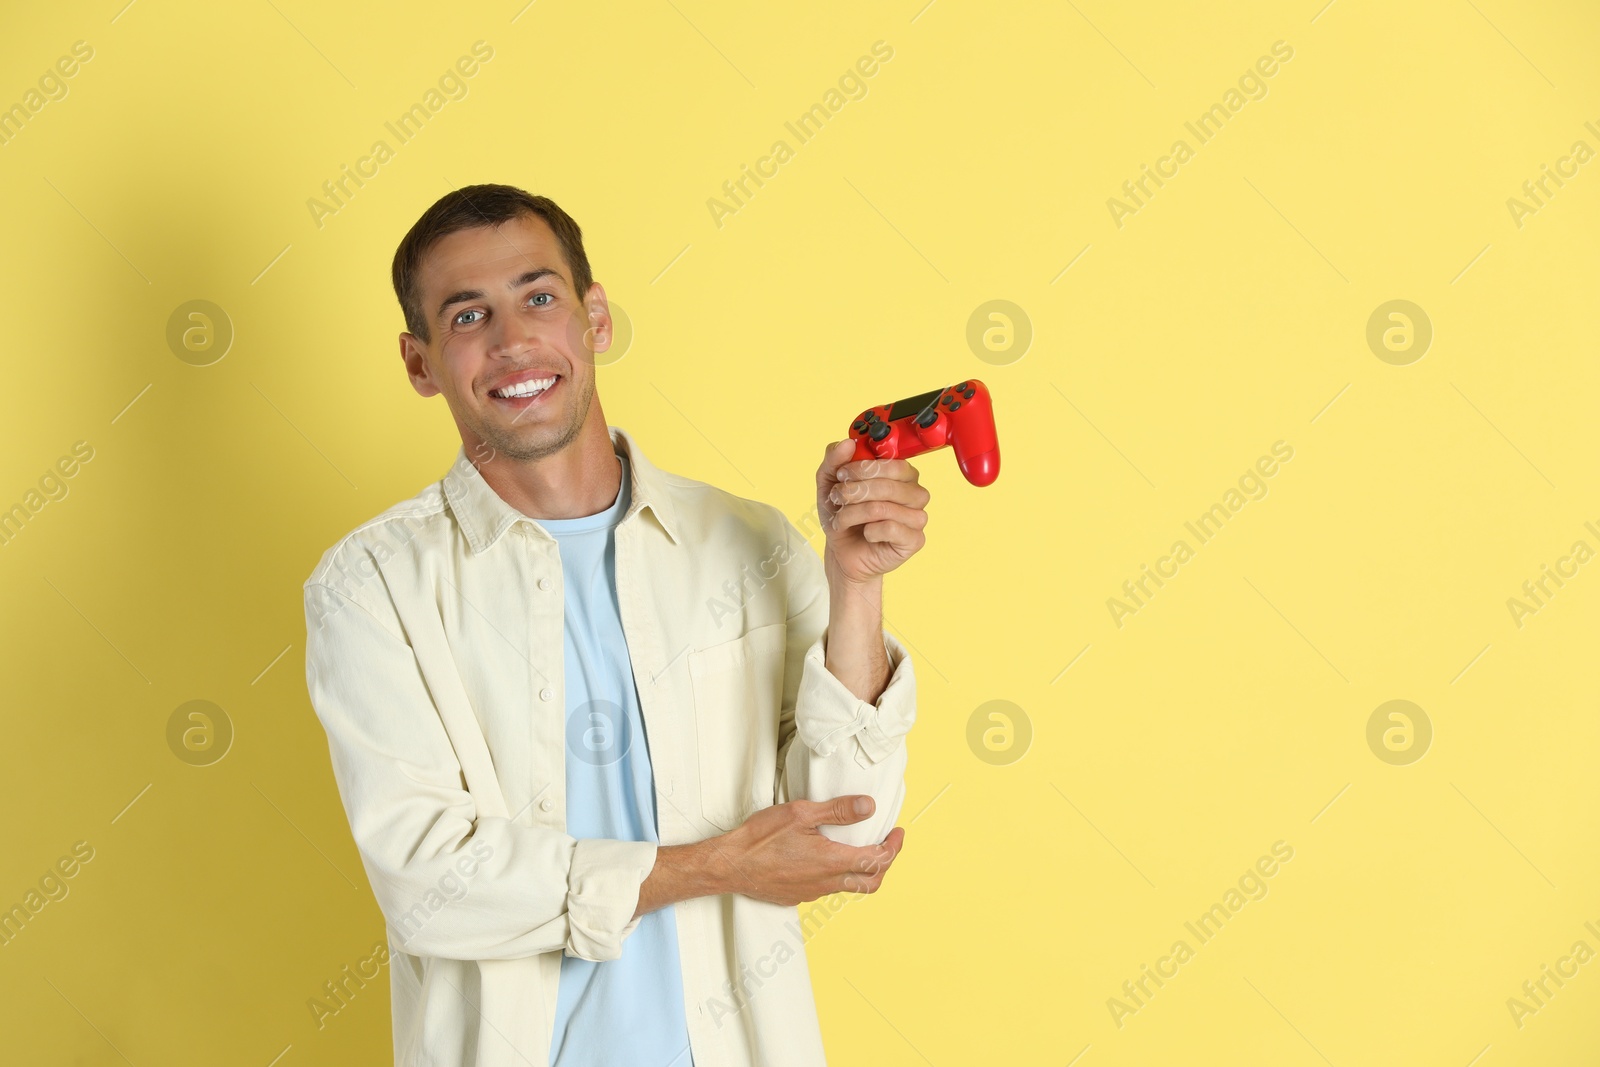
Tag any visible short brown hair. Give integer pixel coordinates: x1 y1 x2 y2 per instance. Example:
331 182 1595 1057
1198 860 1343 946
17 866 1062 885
391 184 594 342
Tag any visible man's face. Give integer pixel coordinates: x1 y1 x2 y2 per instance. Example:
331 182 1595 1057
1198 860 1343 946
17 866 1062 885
400 213 611 463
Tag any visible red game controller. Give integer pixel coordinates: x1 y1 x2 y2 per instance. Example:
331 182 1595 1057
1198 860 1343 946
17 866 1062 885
849 379 1000 486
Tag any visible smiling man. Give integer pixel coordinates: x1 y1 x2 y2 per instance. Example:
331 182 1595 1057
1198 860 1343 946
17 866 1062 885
302 184 925 1067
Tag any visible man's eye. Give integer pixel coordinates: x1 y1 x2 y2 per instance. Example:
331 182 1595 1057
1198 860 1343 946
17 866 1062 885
530 292 553 307
455 309 483 325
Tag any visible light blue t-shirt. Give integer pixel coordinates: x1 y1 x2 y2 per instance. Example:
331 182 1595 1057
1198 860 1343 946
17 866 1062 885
539 449 695 1067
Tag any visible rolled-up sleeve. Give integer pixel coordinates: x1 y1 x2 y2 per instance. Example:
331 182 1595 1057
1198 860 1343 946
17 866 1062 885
304 579 656 963
772 518 917 847
792 629 916 766
565 838 657 960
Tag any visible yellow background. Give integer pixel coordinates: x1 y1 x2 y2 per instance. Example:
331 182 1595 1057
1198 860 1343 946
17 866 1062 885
3 0 1597 1063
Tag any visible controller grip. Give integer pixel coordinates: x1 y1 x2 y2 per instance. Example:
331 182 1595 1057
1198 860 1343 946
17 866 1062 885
958 448 1000 487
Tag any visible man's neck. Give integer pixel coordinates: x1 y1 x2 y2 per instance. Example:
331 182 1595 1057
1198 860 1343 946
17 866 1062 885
471 422 623 521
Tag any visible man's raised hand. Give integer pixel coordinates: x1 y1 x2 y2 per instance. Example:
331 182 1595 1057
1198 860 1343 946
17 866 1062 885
816 439 930 588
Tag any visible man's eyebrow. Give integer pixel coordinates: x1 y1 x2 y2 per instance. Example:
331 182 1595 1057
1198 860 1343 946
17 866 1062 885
435 268 566 322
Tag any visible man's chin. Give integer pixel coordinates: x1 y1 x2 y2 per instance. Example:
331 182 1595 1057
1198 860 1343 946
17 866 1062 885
474 417 583 464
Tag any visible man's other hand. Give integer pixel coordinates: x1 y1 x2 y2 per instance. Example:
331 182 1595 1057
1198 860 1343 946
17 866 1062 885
721 796 907 907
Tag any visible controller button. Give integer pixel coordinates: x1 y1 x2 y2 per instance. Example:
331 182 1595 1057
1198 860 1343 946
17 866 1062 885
962 387 975 399
940 395 954 407
948 400 962 411
852 419 868 432
957 381 969 391
870 423 891 441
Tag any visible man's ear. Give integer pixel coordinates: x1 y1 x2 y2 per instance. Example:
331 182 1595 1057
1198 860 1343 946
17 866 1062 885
400 332 441 397
581 282 612 359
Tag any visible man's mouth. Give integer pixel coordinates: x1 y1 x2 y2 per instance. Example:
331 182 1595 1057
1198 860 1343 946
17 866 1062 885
488 374 561 406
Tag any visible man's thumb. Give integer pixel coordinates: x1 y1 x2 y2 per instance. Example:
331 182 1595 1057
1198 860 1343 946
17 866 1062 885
835 795 874 823
822 438 855 477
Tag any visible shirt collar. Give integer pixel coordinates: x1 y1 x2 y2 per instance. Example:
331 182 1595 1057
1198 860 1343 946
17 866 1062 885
443 425 681 552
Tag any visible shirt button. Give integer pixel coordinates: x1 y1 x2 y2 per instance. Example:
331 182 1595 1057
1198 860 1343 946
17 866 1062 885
540 687 554 701
538 577 552 591
539 798 554 812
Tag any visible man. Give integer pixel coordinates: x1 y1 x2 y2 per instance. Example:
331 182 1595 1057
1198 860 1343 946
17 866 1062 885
302 184 926 1066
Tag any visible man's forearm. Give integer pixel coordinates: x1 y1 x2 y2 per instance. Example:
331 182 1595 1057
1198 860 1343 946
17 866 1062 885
823 575 892 704
633 836 736 920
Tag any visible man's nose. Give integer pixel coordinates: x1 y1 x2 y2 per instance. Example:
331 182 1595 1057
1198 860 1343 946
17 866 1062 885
489 310 538 358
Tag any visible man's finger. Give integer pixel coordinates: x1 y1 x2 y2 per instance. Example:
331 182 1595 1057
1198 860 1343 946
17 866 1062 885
836 455 918 483
830 500 929 535
839 839 904 892
862 524 926 557
856 836 903 875
829 477 931 509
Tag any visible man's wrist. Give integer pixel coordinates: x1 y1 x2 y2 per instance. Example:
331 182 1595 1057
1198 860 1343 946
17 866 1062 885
823 575 891 704
690 831 741 897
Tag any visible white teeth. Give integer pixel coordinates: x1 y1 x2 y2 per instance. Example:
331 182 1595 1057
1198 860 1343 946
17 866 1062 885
492 376 557 399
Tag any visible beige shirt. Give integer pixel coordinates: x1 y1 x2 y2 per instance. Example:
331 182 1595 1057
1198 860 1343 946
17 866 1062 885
302 425 917 1066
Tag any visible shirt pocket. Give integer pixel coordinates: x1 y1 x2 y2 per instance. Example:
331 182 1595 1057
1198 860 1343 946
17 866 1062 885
687 621 787 832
